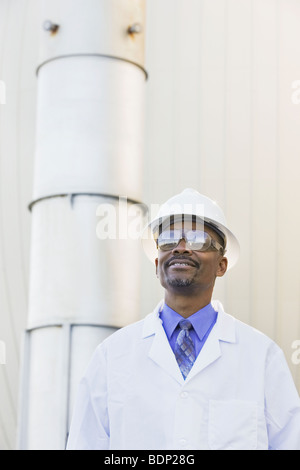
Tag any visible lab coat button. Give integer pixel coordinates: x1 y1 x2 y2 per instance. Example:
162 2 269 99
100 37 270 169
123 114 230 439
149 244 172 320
180 391 188 399
179 438 187 447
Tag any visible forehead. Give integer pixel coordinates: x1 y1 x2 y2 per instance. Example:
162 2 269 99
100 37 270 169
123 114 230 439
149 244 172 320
169 220 203 230
167 220 220 240
155 215 225 244
159 215 203 231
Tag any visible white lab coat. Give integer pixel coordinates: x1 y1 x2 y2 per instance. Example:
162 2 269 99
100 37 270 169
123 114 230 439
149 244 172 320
67 300 300 450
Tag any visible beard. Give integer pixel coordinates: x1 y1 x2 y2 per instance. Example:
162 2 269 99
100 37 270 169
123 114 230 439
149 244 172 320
167 277 194 288
158 257 201 291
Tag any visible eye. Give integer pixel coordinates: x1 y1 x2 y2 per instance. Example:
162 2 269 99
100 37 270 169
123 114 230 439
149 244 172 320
157 230 181 251
186 230 211 250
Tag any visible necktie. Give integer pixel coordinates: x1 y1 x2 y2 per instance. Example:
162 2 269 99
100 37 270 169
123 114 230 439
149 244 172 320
174 320 196 379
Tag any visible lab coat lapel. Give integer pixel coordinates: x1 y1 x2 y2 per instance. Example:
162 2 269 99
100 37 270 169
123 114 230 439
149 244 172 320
186 304 237 382
186 321 221 382
142 300 236 385
142 302 184 385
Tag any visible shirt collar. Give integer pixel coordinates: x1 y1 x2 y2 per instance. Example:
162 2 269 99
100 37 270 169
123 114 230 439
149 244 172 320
160 302 218 341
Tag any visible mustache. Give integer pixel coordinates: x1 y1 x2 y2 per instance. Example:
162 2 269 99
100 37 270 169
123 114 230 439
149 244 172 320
165 255 200 269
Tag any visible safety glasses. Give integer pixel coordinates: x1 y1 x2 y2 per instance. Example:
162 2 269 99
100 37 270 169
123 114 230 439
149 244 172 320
156 229 224 253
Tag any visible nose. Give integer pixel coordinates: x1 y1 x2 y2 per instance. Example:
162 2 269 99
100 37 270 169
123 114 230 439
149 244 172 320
172 238 192 255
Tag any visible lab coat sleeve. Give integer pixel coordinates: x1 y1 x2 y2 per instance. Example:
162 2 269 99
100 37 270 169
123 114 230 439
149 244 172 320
265 346 300 450
66 344 109 450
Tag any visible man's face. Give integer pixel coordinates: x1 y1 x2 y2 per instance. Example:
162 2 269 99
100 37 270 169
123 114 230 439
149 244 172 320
155 220 228 293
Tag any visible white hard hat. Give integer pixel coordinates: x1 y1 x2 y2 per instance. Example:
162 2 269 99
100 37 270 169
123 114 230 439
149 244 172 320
141 188 240 270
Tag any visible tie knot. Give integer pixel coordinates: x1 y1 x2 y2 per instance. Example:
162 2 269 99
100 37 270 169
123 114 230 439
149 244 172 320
178 320 192 331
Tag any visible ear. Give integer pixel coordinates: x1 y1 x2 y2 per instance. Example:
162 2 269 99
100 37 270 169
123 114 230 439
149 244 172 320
216 256 228 278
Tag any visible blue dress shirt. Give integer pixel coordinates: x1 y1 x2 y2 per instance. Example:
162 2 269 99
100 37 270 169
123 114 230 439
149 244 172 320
160 302 218 359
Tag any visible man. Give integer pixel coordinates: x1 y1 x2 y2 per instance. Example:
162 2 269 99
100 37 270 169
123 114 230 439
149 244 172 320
67 188 300 450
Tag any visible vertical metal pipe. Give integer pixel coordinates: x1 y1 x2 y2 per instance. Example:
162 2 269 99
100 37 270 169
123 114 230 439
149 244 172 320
18 0 147 449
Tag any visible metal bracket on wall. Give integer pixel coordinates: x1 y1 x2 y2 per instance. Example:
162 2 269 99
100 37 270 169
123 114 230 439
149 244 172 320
28 192 148 213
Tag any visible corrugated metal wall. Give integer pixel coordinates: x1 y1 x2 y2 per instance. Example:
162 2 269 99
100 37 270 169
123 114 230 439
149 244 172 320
142 0 300 395
0 0 38 449
0 0 299 449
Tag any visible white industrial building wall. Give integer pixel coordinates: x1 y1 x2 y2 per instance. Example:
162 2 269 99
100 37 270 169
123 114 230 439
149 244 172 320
0 0 38 449
142 0 300 394
0 0 300 450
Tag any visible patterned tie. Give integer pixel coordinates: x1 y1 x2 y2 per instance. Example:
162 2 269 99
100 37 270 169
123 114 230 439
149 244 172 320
174 320 196 379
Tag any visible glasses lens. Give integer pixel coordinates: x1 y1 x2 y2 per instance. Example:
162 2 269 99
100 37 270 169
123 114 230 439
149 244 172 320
157 230 181 251
186 230 211 251
157 230 213 252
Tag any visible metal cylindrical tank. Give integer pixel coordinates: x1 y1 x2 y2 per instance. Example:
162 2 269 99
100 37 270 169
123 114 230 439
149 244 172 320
33 56 145 201
18 0 147 449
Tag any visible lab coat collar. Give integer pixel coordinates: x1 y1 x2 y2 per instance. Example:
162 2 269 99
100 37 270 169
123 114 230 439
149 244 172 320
142 299 236 385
